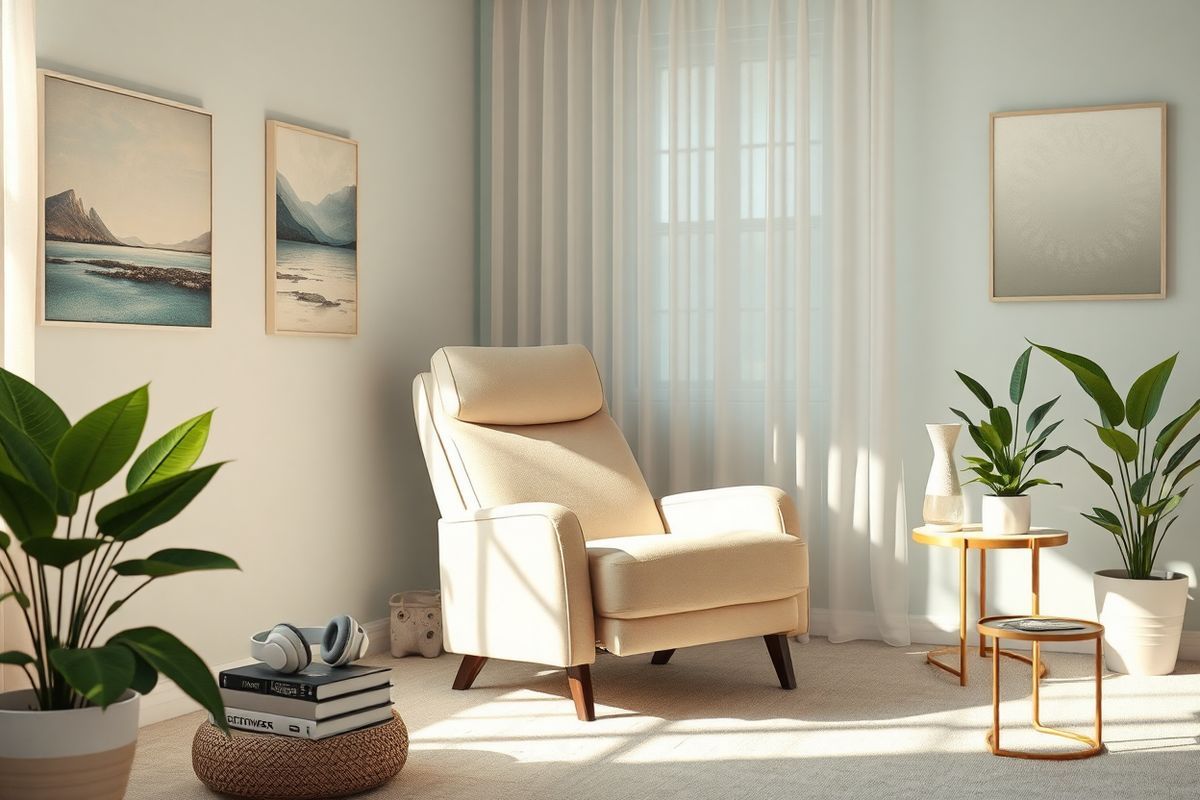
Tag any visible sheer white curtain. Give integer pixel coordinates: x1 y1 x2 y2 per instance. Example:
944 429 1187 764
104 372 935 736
0 0 38 689
481 0 908 646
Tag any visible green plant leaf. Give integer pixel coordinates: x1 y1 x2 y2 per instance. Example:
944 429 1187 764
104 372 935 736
0 472 56 542
0 650 34 665
0 369 70 457
96 463 224 541
1165 432 1200 475
1090 422 1138 463
1033 446 1069 466
1171 458 1200 486
1016 478 1062 494
128 651 159 695
0 590 30 608
1139 488 1188 518
956 371 994 410
1126 354 1177 431
113 548 239 578
1024 396 1060 436
126 411 213 492
49 645 135 708
1082 512 1123 536
1010 347 1032 405
989 407 1013 447
0 414 75 515
979 422 1005 454
1153 399 1200 461
52 385 149 495
948 408 974 427
109 627 226 732
1031 342 1125 426
1065 446 1114 486
1130 472 1155 504
22 537 105 569
1023 420 1064 457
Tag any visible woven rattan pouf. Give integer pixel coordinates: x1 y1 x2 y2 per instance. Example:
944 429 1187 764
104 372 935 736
192 710 408 799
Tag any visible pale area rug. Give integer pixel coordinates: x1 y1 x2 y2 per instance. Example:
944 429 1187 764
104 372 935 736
128 637 1200 799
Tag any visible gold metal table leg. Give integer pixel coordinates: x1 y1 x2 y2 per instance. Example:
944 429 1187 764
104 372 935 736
985 629 1105 760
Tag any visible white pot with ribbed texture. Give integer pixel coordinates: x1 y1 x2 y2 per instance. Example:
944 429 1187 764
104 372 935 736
0 689 139 800
1093 569 1189 675
980 494 1030 535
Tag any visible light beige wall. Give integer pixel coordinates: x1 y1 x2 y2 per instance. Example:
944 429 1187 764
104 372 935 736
896 0 1200 631
34 0 474 664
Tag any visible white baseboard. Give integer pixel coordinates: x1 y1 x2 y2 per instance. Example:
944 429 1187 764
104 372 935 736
138 617 391 728
807 607 1200 661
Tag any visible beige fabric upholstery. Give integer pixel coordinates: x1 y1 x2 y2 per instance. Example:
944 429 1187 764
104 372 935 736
433 407 665 541
595 596 802 657
412 344 810 674
659 485 810 637
438 503 596 668
586 531 806 619
431 344 603 425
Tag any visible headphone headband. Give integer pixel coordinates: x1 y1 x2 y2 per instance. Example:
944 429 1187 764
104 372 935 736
249 616 369 674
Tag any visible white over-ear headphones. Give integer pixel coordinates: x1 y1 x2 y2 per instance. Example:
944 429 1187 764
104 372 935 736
249 615 369 674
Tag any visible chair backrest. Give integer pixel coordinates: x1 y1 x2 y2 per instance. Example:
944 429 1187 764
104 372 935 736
412 345 664 541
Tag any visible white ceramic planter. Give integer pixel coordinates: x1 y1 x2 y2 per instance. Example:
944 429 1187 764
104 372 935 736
0 689 139 800
1093 569 1189 675
980 494 1030 535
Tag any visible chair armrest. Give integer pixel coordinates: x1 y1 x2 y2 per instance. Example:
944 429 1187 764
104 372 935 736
438 502 596 667
657 486 804 541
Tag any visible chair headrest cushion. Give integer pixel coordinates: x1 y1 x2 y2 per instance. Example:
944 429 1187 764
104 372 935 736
430 345 604 425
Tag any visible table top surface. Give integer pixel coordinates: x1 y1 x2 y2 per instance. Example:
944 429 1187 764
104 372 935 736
977 614 1103 642
912 524 1068 549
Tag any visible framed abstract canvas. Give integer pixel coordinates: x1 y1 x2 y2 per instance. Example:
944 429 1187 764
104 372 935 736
990 102 1166 301
39 71 213 328
265 121 359 336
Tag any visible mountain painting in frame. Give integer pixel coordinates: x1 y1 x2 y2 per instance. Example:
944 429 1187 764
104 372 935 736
39 71 212 328
266 121 359 336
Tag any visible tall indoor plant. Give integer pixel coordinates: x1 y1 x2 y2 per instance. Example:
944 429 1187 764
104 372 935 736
0 369 233 800
951 347 1066 534
1033 342 1195 675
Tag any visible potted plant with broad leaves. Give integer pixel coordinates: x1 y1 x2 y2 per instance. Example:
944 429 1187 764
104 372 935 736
0 370 234 800
951 347 1067 534
1033 342 1195 676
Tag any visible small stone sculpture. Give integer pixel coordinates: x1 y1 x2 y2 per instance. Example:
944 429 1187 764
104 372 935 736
389 591 443 658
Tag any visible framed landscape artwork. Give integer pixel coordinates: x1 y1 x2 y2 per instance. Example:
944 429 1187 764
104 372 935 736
265 121 359 336
990 102 1166 301
39 71 212 328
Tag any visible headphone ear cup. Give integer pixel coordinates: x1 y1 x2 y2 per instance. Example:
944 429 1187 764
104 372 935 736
321 615 353 666
271 623 311 673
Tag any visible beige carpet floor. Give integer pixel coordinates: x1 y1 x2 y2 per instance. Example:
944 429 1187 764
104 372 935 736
128 637 1200 799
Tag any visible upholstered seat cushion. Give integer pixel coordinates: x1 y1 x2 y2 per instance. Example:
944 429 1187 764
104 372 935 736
585 531 806 620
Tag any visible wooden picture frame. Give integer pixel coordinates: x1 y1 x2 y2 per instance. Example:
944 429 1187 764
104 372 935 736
39 70 213 329
990 102 1166 302
265 120 359 337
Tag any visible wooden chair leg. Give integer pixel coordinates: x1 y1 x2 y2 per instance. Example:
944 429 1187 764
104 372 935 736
650 648 675 665
764 633 797 690
566 665 596 721
451 655 488 690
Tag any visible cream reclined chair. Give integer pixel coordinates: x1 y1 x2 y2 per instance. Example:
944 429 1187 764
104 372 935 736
413 345 809 720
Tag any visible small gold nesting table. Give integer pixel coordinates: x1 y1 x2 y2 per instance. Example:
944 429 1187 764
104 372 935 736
912 525 1069 686
977 615 1104 760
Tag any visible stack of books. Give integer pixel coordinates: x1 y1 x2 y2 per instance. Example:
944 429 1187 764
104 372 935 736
216 662 393 740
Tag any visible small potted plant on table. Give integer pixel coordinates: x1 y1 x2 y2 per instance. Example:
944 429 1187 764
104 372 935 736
1033 342 1195 675
0 370 234 800
951 347 1066 534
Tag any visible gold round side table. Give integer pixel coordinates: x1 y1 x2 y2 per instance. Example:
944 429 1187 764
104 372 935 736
912 525 1068 686
977 615 1104 760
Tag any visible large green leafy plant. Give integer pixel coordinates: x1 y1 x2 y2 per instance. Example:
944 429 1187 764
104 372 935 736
1033 342 1198 580
951 346 1067 497
0 369 232 727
